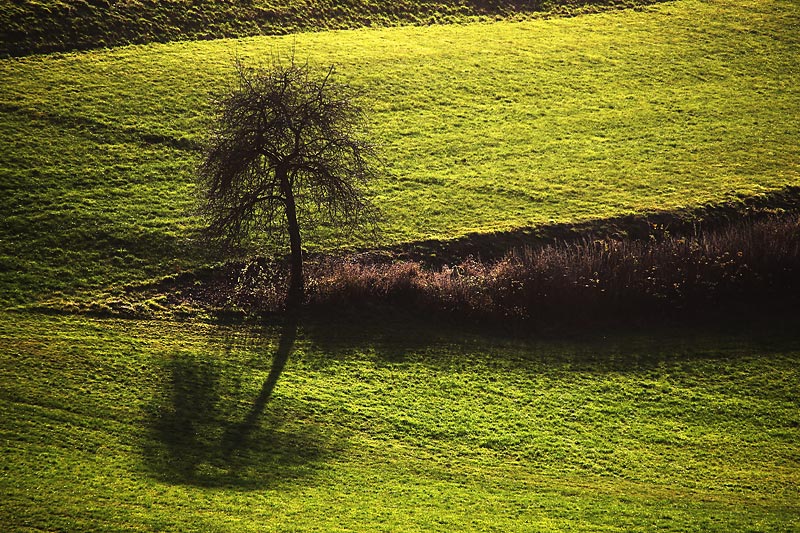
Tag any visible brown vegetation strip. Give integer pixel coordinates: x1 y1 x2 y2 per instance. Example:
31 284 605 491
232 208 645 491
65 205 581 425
95 189 800 329
305 213 799 328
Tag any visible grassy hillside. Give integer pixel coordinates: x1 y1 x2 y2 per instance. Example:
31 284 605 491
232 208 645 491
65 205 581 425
1 2 799 529
1 311 798 531
1 0 798 307
0 0 661 57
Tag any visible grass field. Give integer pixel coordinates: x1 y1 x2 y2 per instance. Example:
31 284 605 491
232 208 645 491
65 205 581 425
1 0 643 57
1 0 799 306
1 0 799 530
1 311 798 531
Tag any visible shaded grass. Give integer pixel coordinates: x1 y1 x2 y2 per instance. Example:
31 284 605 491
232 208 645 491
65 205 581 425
1 311 798 531
0 0 666 57
1 0 798 307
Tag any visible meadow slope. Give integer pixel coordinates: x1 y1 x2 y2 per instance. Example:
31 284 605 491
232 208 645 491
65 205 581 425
1 312 798 531
1 0 798 307
1 1 799 530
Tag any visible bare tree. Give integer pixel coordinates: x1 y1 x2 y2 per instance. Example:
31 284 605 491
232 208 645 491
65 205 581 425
198 56 378 311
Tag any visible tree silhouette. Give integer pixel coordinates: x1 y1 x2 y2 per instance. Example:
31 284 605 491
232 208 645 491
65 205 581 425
199 56 378 310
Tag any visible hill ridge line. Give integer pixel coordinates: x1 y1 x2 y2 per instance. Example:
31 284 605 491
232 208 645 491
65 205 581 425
370 185 800 266
0 0 673 58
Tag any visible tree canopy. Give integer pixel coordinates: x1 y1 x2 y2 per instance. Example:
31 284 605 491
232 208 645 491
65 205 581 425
198 57 379 309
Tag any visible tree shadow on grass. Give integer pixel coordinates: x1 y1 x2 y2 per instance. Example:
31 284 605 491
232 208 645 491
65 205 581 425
298 310 800 374
142 315 337 490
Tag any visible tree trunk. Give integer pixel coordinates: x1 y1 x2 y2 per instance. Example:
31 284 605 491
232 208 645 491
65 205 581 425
281 169 304 312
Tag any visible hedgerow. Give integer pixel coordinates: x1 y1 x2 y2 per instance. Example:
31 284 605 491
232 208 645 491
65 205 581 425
86 207 799 328
305 213 800 327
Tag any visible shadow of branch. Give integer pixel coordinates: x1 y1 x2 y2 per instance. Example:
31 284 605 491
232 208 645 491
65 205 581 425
141 314 334 490
221 313 298 461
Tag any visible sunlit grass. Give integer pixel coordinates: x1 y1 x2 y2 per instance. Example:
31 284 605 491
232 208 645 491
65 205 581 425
1 3 797 530
1 311 798 531
1 0 798 306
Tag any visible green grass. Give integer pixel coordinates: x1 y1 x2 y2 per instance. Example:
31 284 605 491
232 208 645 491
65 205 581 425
1 3 798 530
1 310 798 531
1 0 798 306
0 0 658 57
